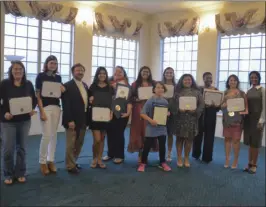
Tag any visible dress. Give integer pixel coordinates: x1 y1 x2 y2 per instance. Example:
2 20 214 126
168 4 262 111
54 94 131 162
244 86 265 148
174 88 204 140
128 81 158 152
89 84 113 131
222 90 245 140
167 97 177 136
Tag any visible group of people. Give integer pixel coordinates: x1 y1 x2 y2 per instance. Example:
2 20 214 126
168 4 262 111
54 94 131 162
0 55 264 185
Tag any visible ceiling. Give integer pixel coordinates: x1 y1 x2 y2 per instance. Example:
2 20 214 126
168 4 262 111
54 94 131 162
79 1 224 14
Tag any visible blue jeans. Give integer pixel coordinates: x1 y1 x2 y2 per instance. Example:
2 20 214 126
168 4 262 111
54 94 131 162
1 120 31 178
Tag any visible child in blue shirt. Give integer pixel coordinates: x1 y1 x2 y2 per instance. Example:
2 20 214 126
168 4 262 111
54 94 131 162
138 81 171 172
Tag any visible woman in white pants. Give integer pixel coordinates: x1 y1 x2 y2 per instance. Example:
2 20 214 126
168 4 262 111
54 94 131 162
35 55 65 175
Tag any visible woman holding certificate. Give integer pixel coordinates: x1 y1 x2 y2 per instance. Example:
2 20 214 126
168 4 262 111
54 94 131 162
174 74 204 168
221 75 248 169
128 66 157 163
103 66 132 164
243 71 265 174
35 55 65 175
0 61 37 185
162 67 176 161
89 67 113 169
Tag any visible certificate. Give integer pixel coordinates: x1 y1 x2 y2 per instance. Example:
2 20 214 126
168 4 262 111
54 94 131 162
138 86 153 100
179 96 197 110
115 83 130 100
163 85 174 98
227 98 245 112
203 89 223 106
9 97 32 115
153 105 168 126
92 107 111 122
41 81 61 98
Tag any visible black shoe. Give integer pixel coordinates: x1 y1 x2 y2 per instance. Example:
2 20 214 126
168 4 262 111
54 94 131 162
76 164 82 169
68 167 79 174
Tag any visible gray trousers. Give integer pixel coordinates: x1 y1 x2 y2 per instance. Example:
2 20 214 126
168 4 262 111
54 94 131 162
1 120 31 178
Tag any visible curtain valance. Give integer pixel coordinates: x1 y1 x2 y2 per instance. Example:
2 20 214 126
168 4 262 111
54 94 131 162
3 1 78 24
215 8 265 36
93 12 143 40
157 17 200 38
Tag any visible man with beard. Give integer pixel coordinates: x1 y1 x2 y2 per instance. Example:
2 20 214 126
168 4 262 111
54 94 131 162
192 72 220 163
62 63 90 174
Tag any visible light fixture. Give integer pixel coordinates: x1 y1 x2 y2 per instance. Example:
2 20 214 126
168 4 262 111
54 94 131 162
4 55 25 61
76 8 94 27
199 13 216 34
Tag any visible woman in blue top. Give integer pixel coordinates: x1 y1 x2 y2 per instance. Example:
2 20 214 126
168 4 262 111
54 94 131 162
35 55 65 175
138 82 172 172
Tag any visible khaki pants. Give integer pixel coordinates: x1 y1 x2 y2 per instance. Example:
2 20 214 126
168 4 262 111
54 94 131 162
65 127 86 170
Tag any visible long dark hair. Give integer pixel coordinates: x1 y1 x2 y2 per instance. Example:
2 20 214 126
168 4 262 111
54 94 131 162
92 66 109 86
110 66 129 84
8 61 27 85
175 74 198 93
226 74 240 89
162 67 176 85
249 71 261 86
43 55 58 73
135 66 153 88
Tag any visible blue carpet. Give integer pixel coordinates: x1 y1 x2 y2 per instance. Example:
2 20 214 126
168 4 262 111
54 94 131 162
1 128 265 206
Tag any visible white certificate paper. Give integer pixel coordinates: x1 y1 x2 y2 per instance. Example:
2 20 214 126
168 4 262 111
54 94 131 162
204 89 223 105
227 98 245 112
116 85 129 99
41 81 61 98
9 97 32 115
163 85 174 98
138 86 153 100
153 106 168 125
179 96 197 110
92 107 111 122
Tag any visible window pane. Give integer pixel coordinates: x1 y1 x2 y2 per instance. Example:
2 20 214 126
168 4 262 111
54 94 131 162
28 26 38 38
60 64 70 75
219 71 228 81
122 50 129 59
123 40 129 50
16 37 27 49
27 50 38 62
15 49 27 57
5 23 15 35
221 38 229 49
106 48 113 57
42 28 51 40
249 60 261 71
250 48 261 60
98 47 106 57
52 30 61 41
229 49 239 59
230 38 239 48
28 38 38 50
106 58 113 67
220 50 229 60
16 25 28 37
92 46 98 56
239 49 250 59
42 40 51 51
116 39 122 48
5 36 15 48
62 42 70 53
240 37 250 48
5 14 15 23
251 36 261 47
219 61 228 71
239 60 249 71
61 54 70 64
4 48 14 55
92 56 97 66
229 60 238 71
27 62 38 73
28 18 38 26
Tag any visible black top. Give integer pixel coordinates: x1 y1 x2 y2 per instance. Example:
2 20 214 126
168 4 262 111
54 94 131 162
35 72 62 107
0 79 37 122
89 83 114 108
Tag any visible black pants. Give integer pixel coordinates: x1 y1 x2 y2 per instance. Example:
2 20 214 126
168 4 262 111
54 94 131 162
142 136 166 164
106 116 128 159
192 112 216 162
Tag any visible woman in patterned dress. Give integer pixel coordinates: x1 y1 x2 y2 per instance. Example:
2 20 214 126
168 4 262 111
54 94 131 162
221 75 248 169
174 74 204 167
243 71 265 174
127 66 157 163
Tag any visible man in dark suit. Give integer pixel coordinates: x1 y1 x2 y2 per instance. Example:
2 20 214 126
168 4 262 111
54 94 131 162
62 63 90 174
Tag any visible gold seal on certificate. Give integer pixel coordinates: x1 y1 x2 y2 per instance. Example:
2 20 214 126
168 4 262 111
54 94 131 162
115 105 121 111
228 112 235 117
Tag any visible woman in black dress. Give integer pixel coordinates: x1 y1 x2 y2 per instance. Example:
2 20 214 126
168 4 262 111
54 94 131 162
89 67 113 169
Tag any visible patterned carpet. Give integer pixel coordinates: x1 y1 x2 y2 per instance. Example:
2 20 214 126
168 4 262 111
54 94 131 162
1 128 265 206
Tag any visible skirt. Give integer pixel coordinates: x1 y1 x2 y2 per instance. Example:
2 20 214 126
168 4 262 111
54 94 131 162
223 125 242 140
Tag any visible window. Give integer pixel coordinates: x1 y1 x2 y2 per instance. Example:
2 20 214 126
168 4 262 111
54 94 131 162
3 14 74 84
162 35 198 81
217 33 265 91
92 35 138 84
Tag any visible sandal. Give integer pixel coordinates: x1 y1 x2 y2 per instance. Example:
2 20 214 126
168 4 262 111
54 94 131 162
98 163 107 169
243 163 252 172
17 177 26 183
177 157 183 167
113 158 124 164
102 156 113 161
249 164 257 174
90 160 98 168
4 178 13 185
